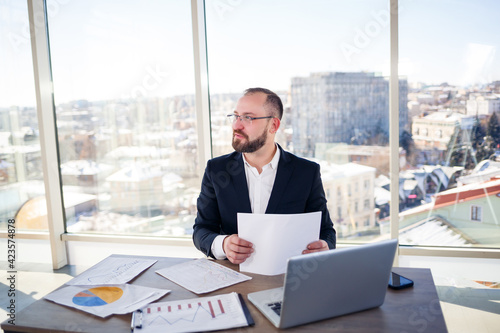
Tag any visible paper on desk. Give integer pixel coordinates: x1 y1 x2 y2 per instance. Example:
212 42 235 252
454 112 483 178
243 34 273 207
66 257 157 285
238 211 321 275
44 284 169 318
156 258 251 294
134 292 251 333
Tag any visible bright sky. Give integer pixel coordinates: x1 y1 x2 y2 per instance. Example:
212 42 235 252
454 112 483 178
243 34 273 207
1 0 499 106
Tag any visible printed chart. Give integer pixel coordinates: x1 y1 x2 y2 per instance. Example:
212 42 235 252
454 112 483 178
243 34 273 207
156 258 251 294
67 257 157 285
135 292 250 333
72 286 124 307
146 298 225 324
45 284 169 318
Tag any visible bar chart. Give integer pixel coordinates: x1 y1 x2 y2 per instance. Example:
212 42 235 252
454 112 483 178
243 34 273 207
136 292 250 332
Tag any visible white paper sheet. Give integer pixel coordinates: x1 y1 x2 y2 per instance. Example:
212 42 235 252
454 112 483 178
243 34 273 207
238 211 321 275
133 292 250 333
66 257 157 286
156 258 251 294
44 284 169 318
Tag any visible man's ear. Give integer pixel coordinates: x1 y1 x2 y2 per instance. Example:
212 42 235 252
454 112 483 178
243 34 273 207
270 117 281 134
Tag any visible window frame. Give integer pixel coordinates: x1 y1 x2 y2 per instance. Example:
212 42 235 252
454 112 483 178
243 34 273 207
1 0 499 268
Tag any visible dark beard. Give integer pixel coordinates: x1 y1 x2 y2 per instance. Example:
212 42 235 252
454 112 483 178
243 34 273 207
232 129 267 153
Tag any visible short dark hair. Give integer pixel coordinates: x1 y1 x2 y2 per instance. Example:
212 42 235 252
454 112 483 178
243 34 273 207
244 87 283 120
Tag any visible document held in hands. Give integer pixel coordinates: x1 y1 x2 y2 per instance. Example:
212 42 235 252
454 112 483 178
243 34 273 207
237 211 321 275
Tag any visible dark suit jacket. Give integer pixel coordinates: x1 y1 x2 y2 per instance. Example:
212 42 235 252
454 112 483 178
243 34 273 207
193 145 336 258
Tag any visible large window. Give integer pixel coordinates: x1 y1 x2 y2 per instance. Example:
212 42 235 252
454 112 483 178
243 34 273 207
47 0 199 237
0 1 47 231
2 0 499 258
398 0 500 249
205 0 393 242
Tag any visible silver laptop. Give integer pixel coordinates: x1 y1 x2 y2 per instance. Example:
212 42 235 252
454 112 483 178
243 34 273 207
247 239 398 329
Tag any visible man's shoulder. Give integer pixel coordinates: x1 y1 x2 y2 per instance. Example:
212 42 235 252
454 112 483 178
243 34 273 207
206 151 242 170
210 151 240 163
280 148 319 169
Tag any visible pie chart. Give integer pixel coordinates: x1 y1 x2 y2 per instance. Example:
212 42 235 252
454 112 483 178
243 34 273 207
72 287 124 307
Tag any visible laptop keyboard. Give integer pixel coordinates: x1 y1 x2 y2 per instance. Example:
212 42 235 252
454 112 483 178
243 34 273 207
267 302 282 316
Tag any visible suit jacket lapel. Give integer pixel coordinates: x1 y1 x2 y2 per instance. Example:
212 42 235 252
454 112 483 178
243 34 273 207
266 145 294 214
232 153 252 213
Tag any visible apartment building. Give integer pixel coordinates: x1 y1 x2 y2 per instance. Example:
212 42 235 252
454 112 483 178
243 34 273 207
290 72 408 157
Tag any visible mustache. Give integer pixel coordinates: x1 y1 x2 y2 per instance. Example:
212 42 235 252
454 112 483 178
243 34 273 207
233 130 248 139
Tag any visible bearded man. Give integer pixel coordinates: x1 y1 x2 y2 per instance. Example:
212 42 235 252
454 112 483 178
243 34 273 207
193 88 336 263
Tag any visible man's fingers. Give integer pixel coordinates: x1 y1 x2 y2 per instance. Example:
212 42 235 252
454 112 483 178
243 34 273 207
227 250 252 264
302 240 328 254
223 234 254 264
227 235 253 253
229 243 254 254
307 240 323 249
229 251 252 261
230 235 253 248
228 257 246 264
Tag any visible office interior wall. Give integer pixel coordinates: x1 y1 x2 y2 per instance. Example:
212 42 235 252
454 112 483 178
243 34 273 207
0 238 52 265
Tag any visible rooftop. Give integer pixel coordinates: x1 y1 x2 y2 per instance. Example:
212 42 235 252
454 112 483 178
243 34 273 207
399 216 473 247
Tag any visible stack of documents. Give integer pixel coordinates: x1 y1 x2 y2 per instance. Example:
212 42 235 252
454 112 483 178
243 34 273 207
44 257 169 318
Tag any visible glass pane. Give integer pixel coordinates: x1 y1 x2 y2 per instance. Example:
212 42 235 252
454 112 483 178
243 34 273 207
48 0 198 237
206 0 397 243
399 0 500 248
0 1 48 231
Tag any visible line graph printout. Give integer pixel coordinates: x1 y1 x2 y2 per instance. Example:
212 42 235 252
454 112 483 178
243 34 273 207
66 257 157 286
134 292 251 333
155 259 251 294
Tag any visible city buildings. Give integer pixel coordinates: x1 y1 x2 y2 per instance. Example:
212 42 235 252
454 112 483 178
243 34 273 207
399 176 500 247
289 72 408 157
2 2 499 331
467 94 500 116
411 111 472 164
3 85 500 244
318 160 376 238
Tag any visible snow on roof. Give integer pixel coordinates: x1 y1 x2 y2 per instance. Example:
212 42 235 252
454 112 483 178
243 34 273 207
423 111 464 122
399 217 472 246
374 187 391 205
313 159 376 181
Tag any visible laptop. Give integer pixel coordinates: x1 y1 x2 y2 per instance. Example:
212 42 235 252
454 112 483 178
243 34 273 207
247 239 398 329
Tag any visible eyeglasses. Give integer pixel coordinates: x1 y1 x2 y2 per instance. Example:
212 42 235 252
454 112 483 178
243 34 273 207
227 114 273 125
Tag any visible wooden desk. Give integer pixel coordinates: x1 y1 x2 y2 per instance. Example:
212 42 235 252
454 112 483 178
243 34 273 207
1 255 448 332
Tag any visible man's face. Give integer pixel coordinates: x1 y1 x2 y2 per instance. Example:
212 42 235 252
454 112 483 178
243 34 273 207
231 93 272 153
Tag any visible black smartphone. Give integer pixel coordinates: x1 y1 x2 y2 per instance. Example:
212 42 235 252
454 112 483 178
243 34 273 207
388 272 414 290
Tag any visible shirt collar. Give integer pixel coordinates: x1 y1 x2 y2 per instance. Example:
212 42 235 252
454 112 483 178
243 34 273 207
242 143 280 170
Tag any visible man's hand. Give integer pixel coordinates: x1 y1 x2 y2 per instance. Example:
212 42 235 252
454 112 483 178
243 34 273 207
302 240 329 254
223 234 254 264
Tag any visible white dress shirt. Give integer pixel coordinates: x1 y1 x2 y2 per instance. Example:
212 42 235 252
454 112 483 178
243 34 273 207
211 145 281 259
